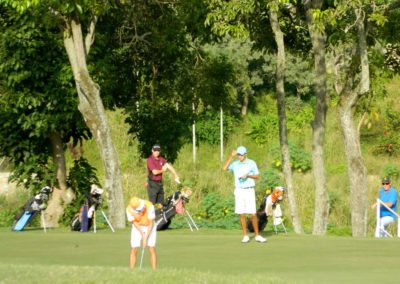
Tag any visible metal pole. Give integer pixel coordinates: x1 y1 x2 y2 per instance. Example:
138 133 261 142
220 106 223 162
376 198 380 237
101 210 115 232
185 209 199 230
192 102 196 163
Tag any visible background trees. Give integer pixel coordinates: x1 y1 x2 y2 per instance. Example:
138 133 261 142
1 0 400 235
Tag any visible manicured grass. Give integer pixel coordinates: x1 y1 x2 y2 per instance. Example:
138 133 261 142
0 227 399 283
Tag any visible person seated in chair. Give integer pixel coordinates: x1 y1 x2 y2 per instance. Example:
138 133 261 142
372 177 398 237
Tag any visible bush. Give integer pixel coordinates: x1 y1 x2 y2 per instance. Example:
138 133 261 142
0 189 31 228
195 192 239 229
196 110 235 145
270 142 312 173
258 167 282 192
383 164 400 183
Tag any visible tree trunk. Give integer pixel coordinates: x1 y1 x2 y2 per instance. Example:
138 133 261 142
304 0 330 235
269 9 303 234
63 19 125 228
44 131 75 227
338 10 369 237
241 90 249 116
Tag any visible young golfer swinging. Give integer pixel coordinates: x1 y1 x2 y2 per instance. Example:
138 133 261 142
126 197 157 270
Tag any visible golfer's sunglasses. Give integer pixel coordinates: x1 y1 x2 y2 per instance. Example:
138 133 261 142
382 182 390 185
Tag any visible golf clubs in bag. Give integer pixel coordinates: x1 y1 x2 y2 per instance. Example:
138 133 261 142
71 184 103 232
155 187 192 231
247 186 285 233
12 186 52 231
247 195 269 233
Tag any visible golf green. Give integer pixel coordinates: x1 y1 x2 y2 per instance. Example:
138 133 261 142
0 228 399 283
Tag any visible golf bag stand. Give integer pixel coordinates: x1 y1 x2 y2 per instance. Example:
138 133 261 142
184 209 199 231
99 209 115 233
71 184 115 233
272 203 287 234
12 186 52 232
155 188 198 231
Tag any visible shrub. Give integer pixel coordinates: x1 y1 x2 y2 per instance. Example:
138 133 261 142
270 142 312 173
258 167 282 192
196 110 235 145
195 192 239 229
383 164 400 183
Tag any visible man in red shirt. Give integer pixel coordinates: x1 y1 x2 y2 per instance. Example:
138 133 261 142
146 144 180 204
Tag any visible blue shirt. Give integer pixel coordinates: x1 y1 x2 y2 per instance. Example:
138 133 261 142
379 187 398 218
228 158 259 188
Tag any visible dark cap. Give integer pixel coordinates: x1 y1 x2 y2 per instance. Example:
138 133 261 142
382 176 391 184
152 144 161 151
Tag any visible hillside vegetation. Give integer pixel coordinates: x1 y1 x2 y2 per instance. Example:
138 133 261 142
60 76 399 236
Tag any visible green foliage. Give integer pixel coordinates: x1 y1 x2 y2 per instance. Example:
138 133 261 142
196 192 239 229
195 110 235 145
383 164 400 183
125 99 191 163
60 157 100 226
0 5 90 191
8 155 56 191
374 106 400 156
0 189 31 227
247 96 314 144
258 167 282 191
270 142 312 173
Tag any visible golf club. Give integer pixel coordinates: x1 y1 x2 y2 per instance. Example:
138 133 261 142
139 243 145 269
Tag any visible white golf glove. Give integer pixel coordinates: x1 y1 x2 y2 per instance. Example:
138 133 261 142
175 177 181 184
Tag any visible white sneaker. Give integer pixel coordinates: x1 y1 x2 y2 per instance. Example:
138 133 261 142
255 235 267 243
241 235 250 243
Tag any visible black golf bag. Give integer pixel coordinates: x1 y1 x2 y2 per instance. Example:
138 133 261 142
71 185 103 232
155 190 190 231
12 186 52 231
247 195 269 233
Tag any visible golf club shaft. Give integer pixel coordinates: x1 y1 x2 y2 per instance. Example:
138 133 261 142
139 245 145 269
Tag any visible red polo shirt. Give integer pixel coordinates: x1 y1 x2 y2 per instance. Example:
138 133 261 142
147 155 167 182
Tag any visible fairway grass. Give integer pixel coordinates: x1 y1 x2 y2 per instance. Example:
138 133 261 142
0 228 399 283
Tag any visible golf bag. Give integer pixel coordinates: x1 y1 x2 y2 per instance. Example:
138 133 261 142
155 189 191 231
12 186 52 231
71 184 103 232
247 196 269 233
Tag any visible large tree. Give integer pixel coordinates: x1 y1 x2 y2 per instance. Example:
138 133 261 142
205 0 303 233
4 0 125 228
0 6 92 226
301 0 330 235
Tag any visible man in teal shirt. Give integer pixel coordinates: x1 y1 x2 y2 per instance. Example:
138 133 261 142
223 146 266 243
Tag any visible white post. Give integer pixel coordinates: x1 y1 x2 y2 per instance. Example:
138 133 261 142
397 205 400 238
376 198 380 238
220 106 223 162
192 102 196 163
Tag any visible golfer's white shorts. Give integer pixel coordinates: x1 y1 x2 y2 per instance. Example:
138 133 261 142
130 225 157 248
234 187 256 214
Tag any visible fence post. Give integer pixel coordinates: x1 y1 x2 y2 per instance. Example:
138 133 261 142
376 198 380 238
